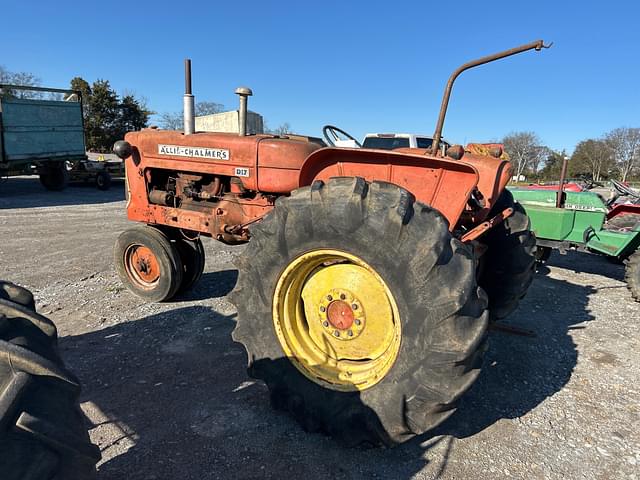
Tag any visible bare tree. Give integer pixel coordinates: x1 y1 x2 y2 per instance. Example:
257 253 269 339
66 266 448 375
196 101 224 116
159 111 183 130
571 139 614 181
160 101 225 130
502 131 545 180
0 66 42 98
605 127 640 182
264 121 292 135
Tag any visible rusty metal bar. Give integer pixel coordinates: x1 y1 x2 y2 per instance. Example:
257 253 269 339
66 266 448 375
430 40 551 156
460 207 514 242
556 155 569 208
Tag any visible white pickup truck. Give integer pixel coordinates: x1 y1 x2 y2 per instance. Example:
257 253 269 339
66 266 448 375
361 133 451 152
321 126 451 153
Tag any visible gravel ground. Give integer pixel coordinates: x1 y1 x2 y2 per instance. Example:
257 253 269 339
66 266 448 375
1 176 638 480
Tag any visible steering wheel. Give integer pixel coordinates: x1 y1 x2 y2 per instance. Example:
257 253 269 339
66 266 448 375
322 125 362 147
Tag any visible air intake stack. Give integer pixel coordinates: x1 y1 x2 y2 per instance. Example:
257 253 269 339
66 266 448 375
235 87 253 136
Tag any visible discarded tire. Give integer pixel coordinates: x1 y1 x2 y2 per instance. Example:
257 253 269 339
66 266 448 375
625 249 640 302
114 225 184 302
0 281 100 479
479 190 537 321
232 177 488 446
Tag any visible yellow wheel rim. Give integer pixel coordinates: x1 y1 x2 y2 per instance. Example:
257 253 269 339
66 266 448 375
272 249 402 391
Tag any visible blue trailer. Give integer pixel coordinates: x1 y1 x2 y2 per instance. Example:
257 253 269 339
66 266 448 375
0 85 86 190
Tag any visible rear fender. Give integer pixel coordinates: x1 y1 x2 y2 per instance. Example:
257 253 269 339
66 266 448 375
298 148 479 229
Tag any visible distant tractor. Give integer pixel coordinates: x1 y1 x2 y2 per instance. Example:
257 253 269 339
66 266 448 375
113 41 549 445
510 162 640 301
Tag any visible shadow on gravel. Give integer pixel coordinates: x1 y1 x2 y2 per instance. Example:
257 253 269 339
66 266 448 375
174 270 238 302
433 272 596 440
58 267 596 479
0 176 125 209
60 303 436 479
540 250 625 282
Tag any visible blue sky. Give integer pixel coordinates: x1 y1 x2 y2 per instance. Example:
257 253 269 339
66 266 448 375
1 0 638 152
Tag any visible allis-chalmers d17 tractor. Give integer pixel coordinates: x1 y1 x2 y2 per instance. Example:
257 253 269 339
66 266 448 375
113 41 548 446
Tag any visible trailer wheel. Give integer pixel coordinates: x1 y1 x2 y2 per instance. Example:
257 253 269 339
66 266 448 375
625 249 640 302
114 226 184 302
479 190 536 321
176 237 206 293
0 281 100 479
95 171 112 190
231 177 488 446
39 163 69 191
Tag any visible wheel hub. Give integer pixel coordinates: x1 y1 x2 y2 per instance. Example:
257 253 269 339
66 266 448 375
327 300 353 330
318 289 365 340
272 250 402 391
126 245 160 286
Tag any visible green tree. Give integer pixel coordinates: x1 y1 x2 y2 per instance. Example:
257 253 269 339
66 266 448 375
539 150 568 181
117 94 152 133
71 77 151 152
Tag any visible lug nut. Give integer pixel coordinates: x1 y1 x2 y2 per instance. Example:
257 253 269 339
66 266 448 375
348 330 353 337
333 331 340 337
320 306 326 312
354 319 361 326
327 295 333 301
323 321 329 327
340 293 346 300
352 304 358 310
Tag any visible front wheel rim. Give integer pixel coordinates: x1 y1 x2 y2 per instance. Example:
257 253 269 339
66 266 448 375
124 244 161 289
272 249 402 392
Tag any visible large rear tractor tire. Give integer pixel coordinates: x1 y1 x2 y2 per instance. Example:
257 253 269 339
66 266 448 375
231 178 488 446
114 226 184 302
625 249 640 302
0 281 100 479
479 190 537 321
39 163 69 191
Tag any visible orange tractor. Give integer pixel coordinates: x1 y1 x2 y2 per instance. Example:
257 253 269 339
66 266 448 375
113 41 548 445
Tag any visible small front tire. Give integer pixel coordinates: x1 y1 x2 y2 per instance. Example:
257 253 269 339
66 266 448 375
114 226 184 302
176 237 205 293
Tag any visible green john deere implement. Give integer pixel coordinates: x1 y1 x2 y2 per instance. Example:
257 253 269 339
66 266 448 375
510 165 640 302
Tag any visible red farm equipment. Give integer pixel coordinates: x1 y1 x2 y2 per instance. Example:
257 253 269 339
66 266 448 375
113 41 549 445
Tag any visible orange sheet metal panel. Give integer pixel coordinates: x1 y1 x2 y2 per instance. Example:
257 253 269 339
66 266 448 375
395 147 512 218
126 130 263 190
257 138 323 192
298 148 479 229
458 153 512 216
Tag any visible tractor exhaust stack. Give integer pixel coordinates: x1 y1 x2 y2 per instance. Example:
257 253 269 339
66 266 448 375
183 59 195 135
430 39 551 156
